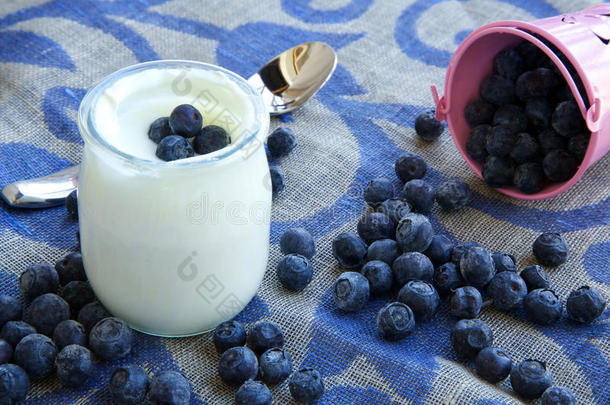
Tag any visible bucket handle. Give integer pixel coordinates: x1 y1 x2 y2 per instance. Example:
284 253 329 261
430 85 448 121
586 95 602 133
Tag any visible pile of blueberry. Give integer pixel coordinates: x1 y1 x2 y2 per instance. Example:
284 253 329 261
265 126 297 194
214 319 324 404
149 104 231 161
327 151 605 402
464 42 590 193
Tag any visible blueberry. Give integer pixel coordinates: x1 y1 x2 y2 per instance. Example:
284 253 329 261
395 213 433 252
394 152 427 182
357 212 394 245
55 344 93 387
538 129 567 154
566 286 606 324
401 179 435 214
451 242 484 266
236 380 272 405
0 296 22 328
14 333 57 380
366 239 400 266
361 261 393 295
375 302 416 342
333 272 370 311
482 156 514 188
364 177 394 208
487 271 527 311
376 199 410 225
0 363 29 404
27 293 69 336
0 322 36 348
516 68 557 100
415 109 444 142
392 252 434 286
450 287 483 319
552 101 585 137
486 125 517 157
520 265 549 291
510 359 553 399
466 125 491 163
464 100 495 126
493 49 524 81
435 178 470 211
213 320 246 353
277 254 313 292
424 235 454 267
269 166 285 193
65 189 78 220
480 75 515 105
19 263 59 301
514 162 546 194
460 246 496 287
543 150 578 183
193 125 230 155
267 127 297 158
280 228 316 259
475 346 512 383
552 83 574 103
510 133 540 164
0 340 11 364
331 232 367 269
524 289 562 325
567 134 589 162
493 105 527 134
156 135 195 161
55 252 86 285
89 317 133 361
526 97 553 129
541 386 576 405
397 281 439 321
61 281 95 314
289 368 324 403
53 320 87 350
218 346 259 386
169 104 202 138
109 364 151 405
148 117 171 144
77 302 111 332
517 42 546 70
149 370 191 405
492 252 517 273
247 321 284 355
533 233 569 267
259 347 292 384
433 262 463 295
450 319 493 358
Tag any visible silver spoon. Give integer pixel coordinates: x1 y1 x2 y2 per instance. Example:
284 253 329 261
2 41 337 208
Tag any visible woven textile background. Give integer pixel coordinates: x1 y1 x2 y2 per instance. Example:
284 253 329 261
0 0 609 403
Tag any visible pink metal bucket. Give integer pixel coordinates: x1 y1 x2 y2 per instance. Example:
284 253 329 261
432 4 610 200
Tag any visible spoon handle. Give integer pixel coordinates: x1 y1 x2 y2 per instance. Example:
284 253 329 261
1 165 79 208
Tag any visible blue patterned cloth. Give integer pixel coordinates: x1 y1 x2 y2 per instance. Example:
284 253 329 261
0 1 608 403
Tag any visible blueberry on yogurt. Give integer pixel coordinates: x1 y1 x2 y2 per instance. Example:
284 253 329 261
168 104 202 138
156 135 195 162
193 125 231 155
148 117 171 144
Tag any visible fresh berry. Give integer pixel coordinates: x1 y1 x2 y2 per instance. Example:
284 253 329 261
0 363 29 404
156 135 195 161
266 127 297 158
19 263 59 301
364 177 394 208
0 296 22 328
480 75 515 105
486 125 517 157
65 189 78 220
516 42 545 70
464 100 495 126
552 100 585 137
493 49 524 80
526 97 553 129
0 340 12 364
55 252 86 285
366 239 400 266
514 162 546 194
487 271 527 311
510 359 553 399
475 346 512 383
77 302 111 332
109 364 151 405
89 317 133 361
280 228 316 259
466 124 491 163
213 320 246 353
538 129 567 154
543 150 578 183
516 68 557 100
331 232 367 269
482 156 514 188
395 213 433 252
247 321 284 355
289 368 324 403
277 254 313 292
450 287 483 319
566 286 606 324
14 333 57 380
269 166 285 193
259 347 292 384
218 346 258 386
492 252 517 273
149 370 191 405
451 319 493 358
401 179 435 214
541 386 576 405
524 289 562 325
451 241 484 266
376 302 415 341
510 133 540 164
361 261 393 295
148 116 171 144
435 178 470 211
53 320 87 350
392 252 434 286
533 233 569 267
397 281 439 321
27 293 69 336
55 344 93 387
394 152 427 182
567 134 589 162
520 265 550 291
357 212 394 244
552 82 574 103
193 125 230 154
333 272 370 312
433 262 463 295
61 281 95 314
424 235 454 267
377 199 410 225
415 109 444 142
459 246 496 287
493 105 527 134
236 380 272 405
0 322 36 348
169 104 202 137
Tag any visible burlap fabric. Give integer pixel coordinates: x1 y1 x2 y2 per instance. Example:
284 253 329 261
0 0 608 403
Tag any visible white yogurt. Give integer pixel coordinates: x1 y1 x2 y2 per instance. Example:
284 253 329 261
77 61 271 336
